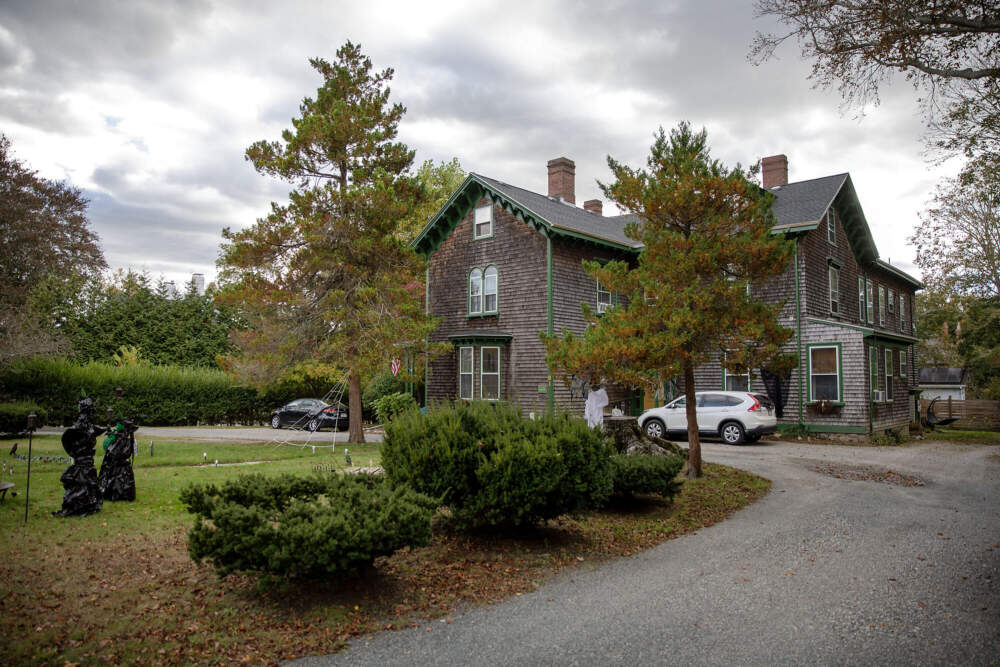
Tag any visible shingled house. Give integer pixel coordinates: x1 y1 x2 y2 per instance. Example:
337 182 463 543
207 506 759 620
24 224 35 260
412 155 922 436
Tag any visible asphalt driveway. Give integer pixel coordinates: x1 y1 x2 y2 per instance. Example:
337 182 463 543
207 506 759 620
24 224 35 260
291 438 1000 666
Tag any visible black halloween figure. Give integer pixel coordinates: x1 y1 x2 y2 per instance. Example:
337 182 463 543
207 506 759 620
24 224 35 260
55 395 105 517
97 412 137 501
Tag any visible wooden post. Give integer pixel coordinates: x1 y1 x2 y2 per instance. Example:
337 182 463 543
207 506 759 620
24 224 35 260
948 395 952 418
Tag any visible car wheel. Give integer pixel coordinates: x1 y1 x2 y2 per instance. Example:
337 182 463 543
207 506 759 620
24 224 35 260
720 421 745 445
644 418 666 439
308 418 321 432
270 415 281 429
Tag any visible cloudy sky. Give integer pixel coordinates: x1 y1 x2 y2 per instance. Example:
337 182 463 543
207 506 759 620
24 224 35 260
1 0 958 287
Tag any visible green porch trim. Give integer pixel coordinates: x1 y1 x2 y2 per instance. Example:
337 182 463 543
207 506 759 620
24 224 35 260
805 317 874 336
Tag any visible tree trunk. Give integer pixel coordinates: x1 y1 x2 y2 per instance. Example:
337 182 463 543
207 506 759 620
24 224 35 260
683 361 702 478
347 370 365 444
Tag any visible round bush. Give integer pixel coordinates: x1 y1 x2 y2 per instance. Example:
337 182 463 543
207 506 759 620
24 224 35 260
609 453 684 500
181 473 436 579
381 402 612 530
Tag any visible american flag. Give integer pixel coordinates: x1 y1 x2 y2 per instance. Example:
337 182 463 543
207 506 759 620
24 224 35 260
391 357 401 377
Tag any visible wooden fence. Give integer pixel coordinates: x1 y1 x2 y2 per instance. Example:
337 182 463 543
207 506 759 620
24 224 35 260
919 398 1000 431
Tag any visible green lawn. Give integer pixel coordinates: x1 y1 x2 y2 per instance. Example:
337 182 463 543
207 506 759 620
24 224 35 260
1 434 768 666
921 428 1000 444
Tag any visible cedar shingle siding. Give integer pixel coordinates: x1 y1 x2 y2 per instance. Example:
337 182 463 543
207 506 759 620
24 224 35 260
418 160 922 437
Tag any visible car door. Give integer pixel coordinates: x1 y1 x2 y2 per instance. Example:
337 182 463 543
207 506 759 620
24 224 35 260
284 399 307 426
664 396 688 435
697 394 729 432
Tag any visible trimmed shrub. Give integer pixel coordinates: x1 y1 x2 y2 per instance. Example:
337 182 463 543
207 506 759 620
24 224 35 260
0 401 49 434
363 372 405 410
609 454 684 500
0 357 306 426
373 392 417 424
181 473 436 579
381 402 612 530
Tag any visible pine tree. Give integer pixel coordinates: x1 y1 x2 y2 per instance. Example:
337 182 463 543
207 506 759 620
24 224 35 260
217 43 445 442
543 123 795 477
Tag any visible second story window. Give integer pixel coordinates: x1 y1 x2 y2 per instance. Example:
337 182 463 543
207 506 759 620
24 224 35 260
878 285 886 326
888 289 895 314
858 277 865 322
483 266 498 313
899 294 907 333
474 204 493 239
828 264 840 314
469 268 483 314
826 209 836 245
866 279 874 324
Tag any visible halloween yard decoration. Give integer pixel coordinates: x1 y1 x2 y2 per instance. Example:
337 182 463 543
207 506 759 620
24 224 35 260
97 410 137 502
55 396 104 517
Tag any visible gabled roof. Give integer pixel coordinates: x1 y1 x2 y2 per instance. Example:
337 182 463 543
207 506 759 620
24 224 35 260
412 168 922 289
412 173 640 256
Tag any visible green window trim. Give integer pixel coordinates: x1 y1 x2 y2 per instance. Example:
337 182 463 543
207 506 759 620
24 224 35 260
878 285 886 326
473 203 494 240
458 346 474 400
483 264 498 315
467 265 499 317
480 346 501 401
807 342 843 403
884 348 894 402
899 294 907 333
828 263 840 315
865 279 874 324
468 267 482 315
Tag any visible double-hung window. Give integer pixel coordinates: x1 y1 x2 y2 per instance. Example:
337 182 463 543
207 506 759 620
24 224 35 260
597 281 614 313
469 268 483 314
458 347 474 400
888 289 895 315
480 347 500 400
858 277 865 322
483 266 498 313
809 345 840 402
866 279 874 323
828 264 840 314
899 350 908 381
474 204 492 239
826 209 836 245
884 349 894 400
899 294 906 333
723 352 750 391
878 285 886 326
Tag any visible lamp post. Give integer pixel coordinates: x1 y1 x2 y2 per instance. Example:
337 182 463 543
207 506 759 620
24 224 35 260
24 411 36 524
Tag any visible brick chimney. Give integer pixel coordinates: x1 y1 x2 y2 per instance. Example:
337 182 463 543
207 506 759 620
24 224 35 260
547 157 575 204
583 199 602 216
761 154 788 189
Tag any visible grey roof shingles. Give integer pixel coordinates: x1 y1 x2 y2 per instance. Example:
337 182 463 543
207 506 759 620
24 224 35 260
767 173 848 230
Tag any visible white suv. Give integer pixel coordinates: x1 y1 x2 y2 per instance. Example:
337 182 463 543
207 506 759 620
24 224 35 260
638 391 776 445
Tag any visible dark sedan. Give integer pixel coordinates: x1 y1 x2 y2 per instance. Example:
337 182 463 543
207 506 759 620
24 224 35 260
270 398 347 432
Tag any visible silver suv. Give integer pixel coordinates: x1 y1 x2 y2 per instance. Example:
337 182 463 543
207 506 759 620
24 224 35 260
638 391 776 445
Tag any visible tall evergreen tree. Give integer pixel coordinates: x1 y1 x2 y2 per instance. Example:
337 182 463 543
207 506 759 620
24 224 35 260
217 43 445 443
542 123 795 478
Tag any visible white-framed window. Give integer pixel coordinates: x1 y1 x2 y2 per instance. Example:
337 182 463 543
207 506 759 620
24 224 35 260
723 352 750 391
809 345 840 402
597 280 614 313
899 294 906 333
469 268 483 314
858 277 865 322
899 350 907 380
483 265 498 314
828 264 840 314
888 288 895 314
878 285 886 326
826 209 836 245
459 346 474 400
885 348 894 400
474 204 493 239
869 345 879 401
866 279 874 324
480 347 500 400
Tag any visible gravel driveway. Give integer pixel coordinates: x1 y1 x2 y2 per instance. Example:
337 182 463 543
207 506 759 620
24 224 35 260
291 438 1000 666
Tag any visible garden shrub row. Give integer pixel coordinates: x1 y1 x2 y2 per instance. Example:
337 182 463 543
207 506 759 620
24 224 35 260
181 473 436 579
0 401 49 435
0 357 318 426
381 401 614 529
373 391 417 424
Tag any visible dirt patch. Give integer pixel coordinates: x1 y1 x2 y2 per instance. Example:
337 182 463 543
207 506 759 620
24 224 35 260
807 461 925 486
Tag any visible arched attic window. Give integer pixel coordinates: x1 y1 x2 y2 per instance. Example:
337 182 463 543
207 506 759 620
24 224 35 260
469 268 483 314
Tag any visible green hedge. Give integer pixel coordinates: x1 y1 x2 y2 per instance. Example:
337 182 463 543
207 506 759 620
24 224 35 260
373 392 417 424
609 453 684 500
0 401 49 435
181 473 436 579
381 402 612 530
0 357 305 426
